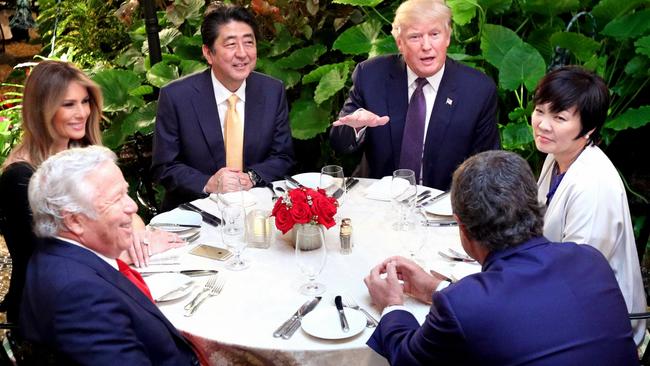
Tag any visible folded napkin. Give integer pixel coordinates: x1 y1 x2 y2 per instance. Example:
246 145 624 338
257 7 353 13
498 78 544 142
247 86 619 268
209 190 257 207
364 176 393 201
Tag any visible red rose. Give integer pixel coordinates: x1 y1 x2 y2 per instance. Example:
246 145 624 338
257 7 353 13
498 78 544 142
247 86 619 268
311 193 338 229
290 200 311 224
273 205 295 234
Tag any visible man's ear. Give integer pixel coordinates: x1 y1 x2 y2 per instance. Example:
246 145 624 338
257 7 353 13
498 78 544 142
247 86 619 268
62 211 84 236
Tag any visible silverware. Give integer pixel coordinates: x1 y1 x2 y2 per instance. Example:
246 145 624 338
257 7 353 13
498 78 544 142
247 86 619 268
438 251 476 263
149 222 201 229
279 297 322 339
342 296 378 328
448 248 473 261
156 280 194 302
346 177 359 192
140 269 218 277
184 275 218 310
416 190 431 200
334 296 350 332
185 276 226 316
276 186 286 193
273 298 316 338
179 203 222 226
284 175 304 188
416 190 448 208
421 220 458 227
267 183 279 201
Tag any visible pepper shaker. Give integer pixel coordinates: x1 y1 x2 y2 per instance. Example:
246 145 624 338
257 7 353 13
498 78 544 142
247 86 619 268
340 218 352 254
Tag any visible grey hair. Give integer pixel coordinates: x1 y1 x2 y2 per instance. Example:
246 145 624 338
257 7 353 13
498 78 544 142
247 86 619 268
391 0 452 39
28 146 117 238
450 150 544 251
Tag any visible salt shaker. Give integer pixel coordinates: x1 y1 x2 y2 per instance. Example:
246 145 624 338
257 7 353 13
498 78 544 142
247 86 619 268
340 218 352 254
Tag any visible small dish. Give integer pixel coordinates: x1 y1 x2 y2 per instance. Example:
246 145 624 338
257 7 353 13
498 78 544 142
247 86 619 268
287 173 333 190
301 306 366 340
144 273 194 302
149 211 202 233
423 193 453 216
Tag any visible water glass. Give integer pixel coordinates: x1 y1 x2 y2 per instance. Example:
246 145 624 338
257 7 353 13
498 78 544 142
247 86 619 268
391 169 417 231
295 225 327 295
320 165 345 199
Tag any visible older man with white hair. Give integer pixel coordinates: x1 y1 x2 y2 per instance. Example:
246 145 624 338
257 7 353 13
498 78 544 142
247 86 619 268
19 146 199 365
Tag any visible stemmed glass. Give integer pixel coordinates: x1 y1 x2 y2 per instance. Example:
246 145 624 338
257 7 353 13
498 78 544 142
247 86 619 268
216 177 249 270
391 169 417 231
295 225 327 295
320 165 345 199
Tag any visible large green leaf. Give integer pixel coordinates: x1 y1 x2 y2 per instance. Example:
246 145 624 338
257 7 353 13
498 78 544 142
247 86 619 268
592 0 649 28
478 0 512 15
519 0 580 15
332 20 383 56
314 69 348 104
369 35 398 58
142 28 182 54
605 106 650 130
121 102 158 137
601 9 650 39
527 25 563 62
332 0 383 6
635 35 650 58
448 0 478 26
500 121 533 150
92 69 142 112
549 32 601 62
274 45 327 70
180 60 207 76
256 58 302 89
624 55 649 77
267 23 302 57
146 62 179 88
289 98 332 140
166 0 204 26
302 61 355 84
480 24 523 69
498 42 546 91
173 37 203 61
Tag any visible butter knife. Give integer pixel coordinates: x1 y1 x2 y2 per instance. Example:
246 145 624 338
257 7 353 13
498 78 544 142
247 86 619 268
156 281 194 302
278 297 322 339
140 270 218 277
284 175 304 188
334 296 349 332
149 222 201 229
179 203 222 226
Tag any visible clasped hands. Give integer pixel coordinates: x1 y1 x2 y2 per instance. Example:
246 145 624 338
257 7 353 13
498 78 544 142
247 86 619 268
364 256 444 311
332 108 390 130
204 167 254 194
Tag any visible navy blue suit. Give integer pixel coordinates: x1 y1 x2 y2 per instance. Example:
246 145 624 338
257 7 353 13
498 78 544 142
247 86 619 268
19 238 198 365
152 69 294 210
330 55 499 190
368 237 638 365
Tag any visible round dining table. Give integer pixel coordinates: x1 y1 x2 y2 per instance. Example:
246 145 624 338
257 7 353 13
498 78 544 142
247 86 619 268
144 178 478 366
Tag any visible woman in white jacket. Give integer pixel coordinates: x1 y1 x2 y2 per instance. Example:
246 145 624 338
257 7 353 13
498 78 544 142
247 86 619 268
532 66 646 346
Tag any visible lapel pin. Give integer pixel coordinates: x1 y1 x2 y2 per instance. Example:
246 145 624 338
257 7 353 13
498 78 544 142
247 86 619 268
446 98 453 106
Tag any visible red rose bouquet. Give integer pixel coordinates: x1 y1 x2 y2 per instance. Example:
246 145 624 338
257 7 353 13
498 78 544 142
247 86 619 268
271 187 338 234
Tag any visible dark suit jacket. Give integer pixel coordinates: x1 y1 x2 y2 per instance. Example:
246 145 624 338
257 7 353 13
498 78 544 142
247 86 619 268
152 69 294 210
330 55 499 190
19 238 198 365
368 237 638 365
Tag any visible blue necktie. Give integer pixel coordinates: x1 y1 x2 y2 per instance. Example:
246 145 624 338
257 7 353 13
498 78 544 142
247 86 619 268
399 78 428 181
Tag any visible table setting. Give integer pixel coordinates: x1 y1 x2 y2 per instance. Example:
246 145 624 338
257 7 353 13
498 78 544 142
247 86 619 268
133 168 480 365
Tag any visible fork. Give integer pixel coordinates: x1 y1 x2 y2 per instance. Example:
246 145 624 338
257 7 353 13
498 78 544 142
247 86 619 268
184 275 218 311
185 276 226 316
343 296 378 328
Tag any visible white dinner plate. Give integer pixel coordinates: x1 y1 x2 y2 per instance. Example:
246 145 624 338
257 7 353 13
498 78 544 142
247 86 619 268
209 190 257 208
149 210 202 233
286 173 333 190
144 273 194 302
423 193 453 216
301 306 366 340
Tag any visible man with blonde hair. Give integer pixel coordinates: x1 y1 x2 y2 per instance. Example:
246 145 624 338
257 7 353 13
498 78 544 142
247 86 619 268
331 0 499 189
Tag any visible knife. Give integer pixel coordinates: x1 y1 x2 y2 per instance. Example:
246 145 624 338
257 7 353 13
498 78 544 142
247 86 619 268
334 296 349 332
149 222 202 229
140 270 219 277
274 296 322 339
346 177 359 191
418 191 449 208
283 175 304 188
156 280 194 302
179 203 222 226
421 220 458 227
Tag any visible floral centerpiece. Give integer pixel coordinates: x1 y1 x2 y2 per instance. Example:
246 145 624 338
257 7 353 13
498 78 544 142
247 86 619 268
271 187 338 235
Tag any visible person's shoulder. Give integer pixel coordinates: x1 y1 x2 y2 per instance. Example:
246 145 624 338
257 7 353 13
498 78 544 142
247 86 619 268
161 68 209 93
357 54 401 71
0 160 34 185
446 58 495 87
568 146 624 190
248 71 285 88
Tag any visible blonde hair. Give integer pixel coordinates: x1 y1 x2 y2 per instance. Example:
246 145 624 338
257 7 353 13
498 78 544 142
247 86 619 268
3 60 103 169
391 0 452 39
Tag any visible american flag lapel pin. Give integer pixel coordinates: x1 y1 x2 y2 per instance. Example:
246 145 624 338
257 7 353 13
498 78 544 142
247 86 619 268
446 97 453 106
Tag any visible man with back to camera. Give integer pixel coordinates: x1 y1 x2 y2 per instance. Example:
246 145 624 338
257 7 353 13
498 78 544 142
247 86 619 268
330 0 499 189
364 150 638 365
152 4 294 211
20 146 200 365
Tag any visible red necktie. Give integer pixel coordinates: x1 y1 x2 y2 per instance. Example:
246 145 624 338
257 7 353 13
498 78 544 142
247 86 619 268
117 259 154 302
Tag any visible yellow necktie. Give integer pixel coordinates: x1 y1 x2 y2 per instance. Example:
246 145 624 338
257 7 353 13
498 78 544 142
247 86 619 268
225 94 243 170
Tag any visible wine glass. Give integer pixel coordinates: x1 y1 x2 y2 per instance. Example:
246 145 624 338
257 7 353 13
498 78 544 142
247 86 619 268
391 169 417 231
216 177 249 270
320 165 345 196
295 225 327 295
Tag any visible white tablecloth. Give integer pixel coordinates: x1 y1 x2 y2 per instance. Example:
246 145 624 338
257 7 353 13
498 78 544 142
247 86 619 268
147 179 478 365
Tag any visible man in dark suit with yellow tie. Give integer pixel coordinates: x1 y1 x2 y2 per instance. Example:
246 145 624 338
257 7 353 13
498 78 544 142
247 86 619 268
330 0 499 189
152 4 294 211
